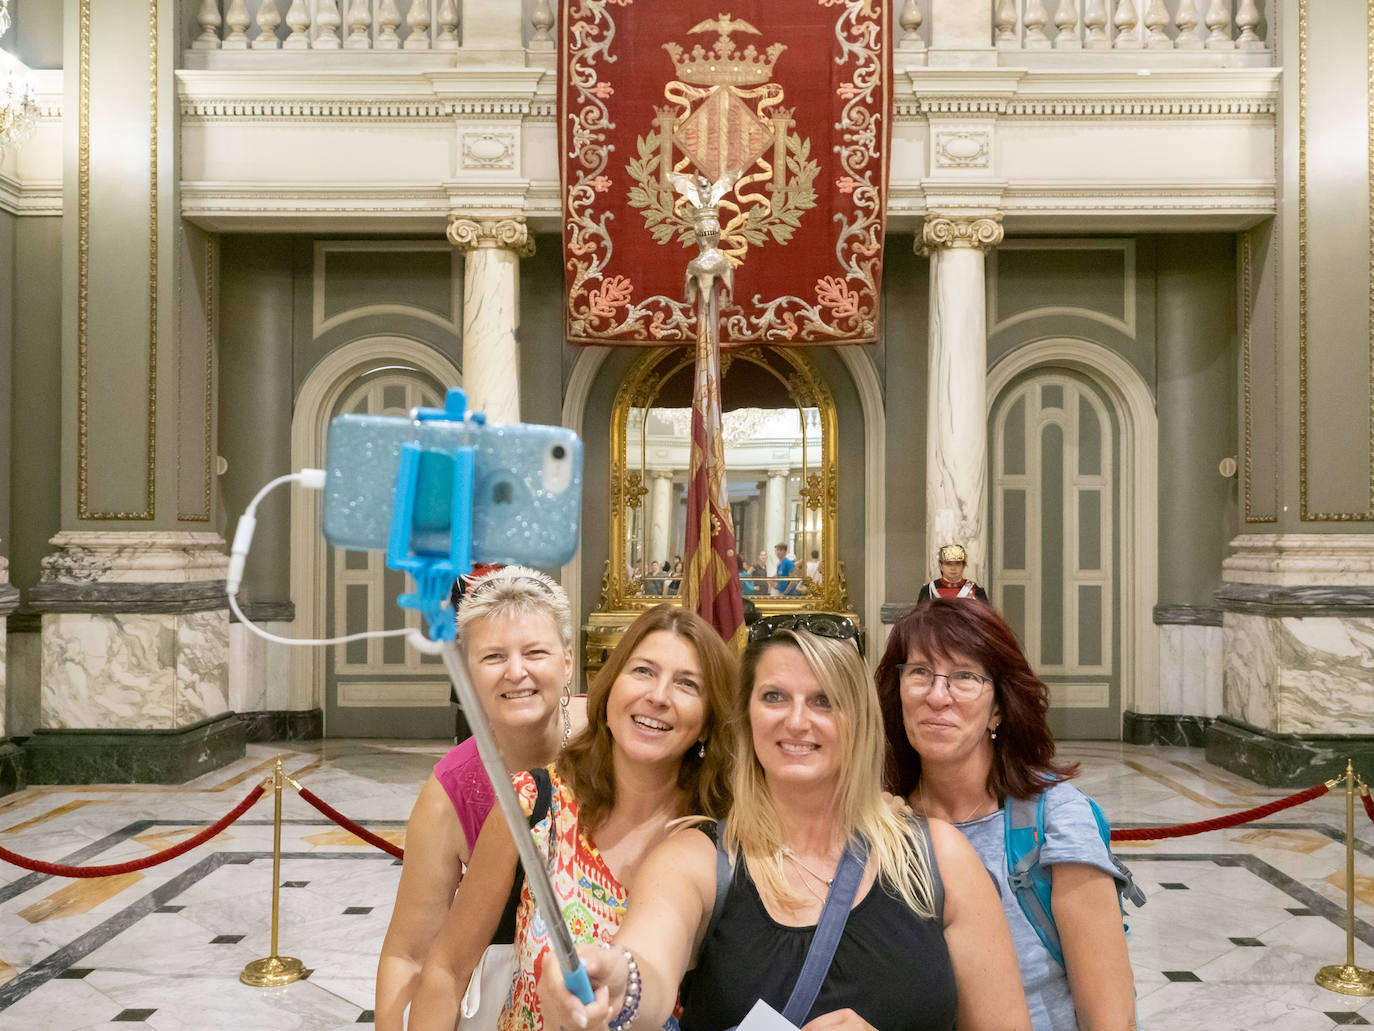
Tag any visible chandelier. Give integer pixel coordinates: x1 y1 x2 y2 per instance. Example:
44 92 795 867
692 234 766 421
0 0 38 152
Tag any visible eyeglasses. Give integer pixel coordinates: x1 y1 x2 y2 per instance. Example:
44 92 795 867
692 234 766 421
897 664 992 700
748 613 864 655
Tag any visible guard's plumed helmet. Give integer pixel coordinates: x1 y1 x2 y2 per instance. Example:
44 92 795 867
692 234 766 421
937 544 967 565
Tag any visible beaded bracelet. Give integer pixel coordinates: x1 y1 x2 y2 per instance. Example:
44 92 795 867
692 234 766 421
601 942 642 1031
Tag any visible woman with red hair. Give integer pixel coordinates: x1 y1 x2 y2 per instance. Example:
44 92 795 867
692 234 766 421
876 598 1135 1031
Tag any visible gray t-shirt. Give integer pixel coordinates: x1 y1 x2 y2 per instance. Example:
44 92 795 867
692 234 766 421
955 781 1121 1031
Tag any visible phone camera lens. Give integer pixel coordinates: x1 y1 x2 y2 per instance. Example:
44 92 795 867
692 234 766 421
551 445 567 460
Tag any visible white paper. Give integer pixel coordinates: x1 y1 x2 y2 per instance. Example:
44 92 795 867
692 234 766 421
736 999 801 1031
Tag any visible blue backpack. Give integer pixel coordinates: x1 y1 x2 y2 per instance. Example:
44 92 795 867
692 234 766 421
1004 789 1147 968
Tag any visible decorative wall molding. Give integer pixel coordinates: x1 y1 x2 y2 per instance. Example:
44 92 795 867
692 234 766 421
933 130 992 168
920 214 1004 251
988 239 1136 339
446 216 534 256
311 240 460 337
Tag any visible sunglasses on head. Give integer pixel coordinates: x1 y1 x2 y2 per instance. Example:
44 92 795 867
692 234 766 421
747 613 864 656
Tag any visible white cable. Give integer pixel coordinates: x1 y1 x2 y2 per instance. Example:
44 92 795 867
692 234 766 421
228 469 427 649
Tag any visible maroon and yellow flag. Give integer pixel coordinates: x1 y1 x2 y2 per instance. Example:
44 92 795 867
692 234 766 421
559 1 892 347
681 292 746 648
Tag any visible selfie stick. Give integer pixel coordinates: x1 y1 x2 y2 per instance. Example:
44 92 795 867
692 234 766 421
386 389 595 1006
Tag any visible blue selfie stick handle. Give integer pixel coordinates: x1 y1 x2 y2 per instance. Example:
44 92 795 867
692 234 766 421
564 962 595 1005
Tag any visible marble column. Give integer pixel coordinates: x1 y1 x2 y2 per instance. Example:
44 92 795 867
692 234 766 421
764 468 790 572
648 470 674 567
919 214 1003 582
447 216 533 424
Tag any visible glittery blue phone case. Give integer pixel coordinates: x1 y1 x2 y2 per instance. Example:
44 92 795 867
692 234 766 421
321 414 583 568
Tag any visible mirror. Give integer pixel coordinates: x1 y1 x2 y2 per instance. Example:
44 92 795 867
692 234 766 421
598 345 849 616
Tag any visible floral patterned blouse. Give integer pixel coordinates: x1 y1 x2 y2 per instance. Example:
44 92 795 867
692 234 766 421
499 765 632 1031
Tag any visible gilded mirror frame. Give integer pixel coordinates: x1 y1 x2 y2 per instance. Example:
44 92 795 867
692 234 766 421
596 344 850 618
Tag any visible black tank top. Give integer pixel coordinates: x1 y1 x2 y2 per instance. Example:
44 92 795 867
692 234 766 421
680 824 957 1031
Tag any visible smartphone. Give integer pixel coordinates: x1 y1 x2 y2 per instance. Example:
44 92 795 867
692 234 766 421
321 412 583 569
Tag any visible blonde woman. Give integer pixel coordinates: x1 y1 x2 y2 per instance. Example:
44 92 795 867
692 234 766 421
376 567 584 1031
408 604 736 1031
539 614 1031 1031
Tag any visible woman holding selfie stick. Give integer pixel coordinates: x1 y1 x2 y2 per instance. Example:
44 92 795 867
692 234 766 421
538 615 1030 1031
375 567 585 1031
407 604 736 1031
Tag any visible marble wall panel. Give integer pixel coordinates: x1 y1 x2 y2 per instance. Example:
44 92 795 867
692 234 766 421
7 631 40 736
41 612 229 731
228 621 293 713
1158 624 1224 717
1222 612 1278 729
1274 616 1374 735
42 613 177 729
175 611 229 725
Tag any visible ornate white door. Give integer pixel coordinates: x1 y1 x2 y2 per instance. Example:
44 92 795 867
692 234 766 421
990 371 1119 739
325 371 451 737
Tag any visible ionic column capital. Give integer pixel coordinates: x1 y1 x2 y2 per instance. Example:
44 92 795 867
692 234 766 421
446 216 535 257
917 214 1004 255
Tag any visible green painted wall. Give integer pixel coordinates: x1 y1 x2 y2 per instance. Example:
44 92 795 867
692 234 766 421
7 216 62 591
0 211 13 557
1155 234 1238 607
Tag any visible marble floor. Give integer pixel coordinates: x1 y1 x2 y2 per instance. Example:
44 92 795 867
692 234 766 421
1 741 1374 1030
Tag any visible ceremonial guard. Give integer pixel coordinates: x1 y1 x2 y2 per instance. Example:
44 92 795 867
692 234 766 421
917 543 989 602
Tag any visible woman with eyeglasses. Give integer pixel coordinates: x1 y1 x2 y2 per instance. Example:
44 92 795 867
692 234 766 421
376 566 586 1031
877 598 1135 1031
407 603 735 1031
537 615 1030 1031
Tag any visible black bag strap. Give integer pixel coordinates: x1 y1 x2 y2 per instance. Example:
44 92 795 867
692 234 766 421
528 766 553 826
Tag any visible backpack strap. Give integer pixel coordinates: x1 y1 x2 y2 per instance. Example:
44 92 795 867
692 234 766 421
780 836 868 1026
1004 794 1065 967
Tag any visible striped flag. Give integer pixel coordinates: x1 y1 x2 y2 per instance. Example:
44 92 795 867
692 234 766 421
681 293 745 648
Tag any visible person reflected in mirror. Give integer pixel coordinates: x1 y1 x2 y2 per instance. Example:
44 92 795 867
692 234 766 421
668 555 684 595
375 567 586 1031
644 559 665 596
917 543 989 603
772 542 798 596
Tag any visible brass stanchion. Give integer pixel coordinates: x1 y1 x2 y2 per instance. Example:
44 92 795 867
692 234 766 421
241 757 307 988
1316 759 1374 995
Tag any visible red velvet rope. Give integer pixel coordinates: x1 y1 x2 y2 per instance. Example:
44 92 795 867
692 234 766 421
0 783 266 878
1362 788 1374 826
295 786 404 860
1110 782 1330 841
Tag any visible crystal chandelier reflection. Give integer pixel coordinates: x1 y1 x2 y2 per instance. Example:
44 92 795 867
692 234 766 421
0 0 38 152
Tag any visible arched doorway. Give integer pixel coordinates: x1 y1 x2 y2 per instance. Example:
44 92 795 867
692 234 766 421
987 340 1158 740
290 337 461 737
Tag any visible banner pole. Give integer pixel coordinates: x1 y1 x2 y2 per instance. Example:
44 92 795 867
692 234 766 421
1315 759 1374 996
242 757 307 988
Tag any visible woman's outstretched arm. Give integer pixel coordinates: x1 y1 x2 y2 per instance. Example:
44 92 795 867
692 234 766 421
536 826 717 1031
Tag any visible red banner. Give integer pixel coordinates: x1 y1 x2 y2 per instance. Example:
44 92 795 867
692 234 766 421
559 1 892 346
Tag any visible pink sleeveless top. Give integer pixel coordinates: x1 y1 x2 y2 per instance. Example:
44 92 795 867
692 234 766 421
434 738 496 854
